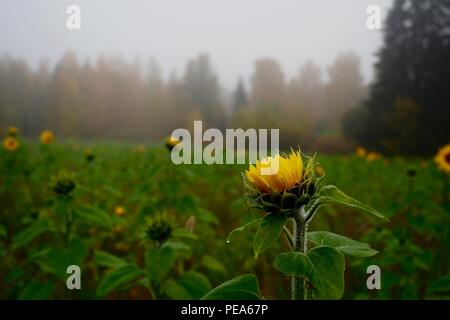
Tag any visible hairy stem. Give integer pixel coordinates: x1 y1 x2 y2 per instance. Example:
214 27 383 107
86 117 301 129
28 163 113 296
291 207 308 300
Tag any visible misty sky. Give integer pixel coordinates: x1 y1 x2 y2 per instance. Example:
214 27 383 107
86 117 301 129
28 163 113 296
0 0 393 88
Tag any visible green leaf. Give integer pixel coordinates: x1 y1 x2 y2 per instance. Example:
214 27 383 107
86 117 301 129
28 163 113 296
201 255 227 274
38 238 89 279
18 280 55 300
96 264 144 297
195 208 219 225
318 185 387 220
254 214 287 259
0 224 7 238
164 271 212 300
226 218 262 243
162 241 192 257
308 231 378 257
426 274 450 298
12 219 49 250
74 205 113 228
146 247 176 282
95 250 127 268
274 246 345 299
202 274 264 300
172 228 198 240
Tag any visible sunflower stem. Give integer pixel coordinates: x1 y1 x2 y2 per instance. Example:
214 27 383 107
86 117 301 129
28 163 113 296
291 207 308 300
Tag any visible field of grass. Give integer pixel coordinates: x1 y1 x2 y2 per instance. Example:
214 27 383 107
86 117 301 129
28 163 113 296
0 140 449 299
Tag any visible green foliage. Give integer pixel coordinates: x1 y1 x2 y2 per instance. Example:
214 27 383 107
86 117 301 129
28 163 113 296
308 231 377 258
202 274 264 300
96 264 145 297
316 185 386 220
145 247 176 282
74 205 113 229
164 271 212 300
275 246 345 300
253 214 287 259
0 141 448 300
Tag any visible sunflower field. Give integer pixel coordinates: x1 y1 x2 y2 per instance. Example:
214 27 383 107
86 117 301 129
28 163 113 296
1 130 449 300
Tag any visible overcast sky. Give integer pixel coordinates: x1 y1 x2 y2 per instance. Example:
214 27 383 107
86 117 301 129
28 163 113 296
0 0 393 88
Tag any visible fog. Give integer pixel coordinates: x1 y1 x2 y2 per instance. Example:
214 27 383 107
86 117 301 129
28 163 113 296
0 0 393 88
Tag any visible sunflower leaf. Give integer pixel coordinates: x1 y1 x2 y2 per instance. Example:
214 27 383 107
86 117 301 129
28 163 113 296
317 185 387 221
254 213 287 259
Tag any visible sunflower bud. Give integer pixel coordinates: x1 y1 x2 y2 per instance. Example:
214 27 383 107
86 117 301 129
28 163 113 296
146 212 172 244
51 171 76 197
7 126 18 137
244 150 323 216
84 148 95 163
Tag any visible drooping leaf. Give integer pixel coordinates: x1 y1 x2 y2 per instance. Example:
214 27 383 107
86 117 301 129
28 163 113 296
318 185 387 220
12 219 49 250
171 228 198 240
18 280 55 300
308 231 378 257
201 255 227 274
146 247 176 282
38 238 89 279
96 264 144 297
226 218 262 243
74 205 112 228
95 250 127 268
165 271 212 300
426 274 450 299
162 241 192 257
274 246 345 299
254 214 287 259
202 274 264 300
195 208 219 225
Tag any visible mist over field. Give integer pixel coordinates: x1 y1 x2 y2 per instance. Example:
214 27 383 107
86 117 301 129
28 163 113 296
0 0 449 301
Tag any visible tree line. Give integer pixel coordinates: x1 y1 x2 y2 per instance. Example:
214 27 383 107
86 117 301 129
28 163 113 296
0 52 365 152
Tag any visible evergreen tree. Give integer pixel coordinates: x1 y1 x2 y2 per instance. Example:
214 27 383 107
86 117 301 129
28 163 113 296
232 77 248 114
356 0 450 155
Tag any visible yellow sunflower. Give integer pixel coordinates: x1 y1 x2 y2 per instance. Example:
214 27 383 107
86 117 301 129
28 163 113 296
355 147 367 158
3 137 19 152
7 126 18 137
435 144 450 174
366 152 382 162
135 144 146 153
114 206 126 216
40 130 54 145
246 150 303 194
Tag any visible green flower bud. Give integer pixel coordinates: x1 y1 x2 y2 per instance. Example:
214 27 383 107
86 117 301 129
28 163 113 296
51 171 76 197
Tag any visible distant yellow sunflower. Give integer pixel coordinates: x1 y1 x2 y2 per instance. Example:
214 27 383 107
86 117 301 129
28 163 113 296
3 137 19 152
7 126 18 137
355 147 367 158
366 152 382 162
135 144 146 153
246 150 303 194
435 144 450 174
114 206 126 216
84 148 95 162
165 136 180 151
40 130 54 145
